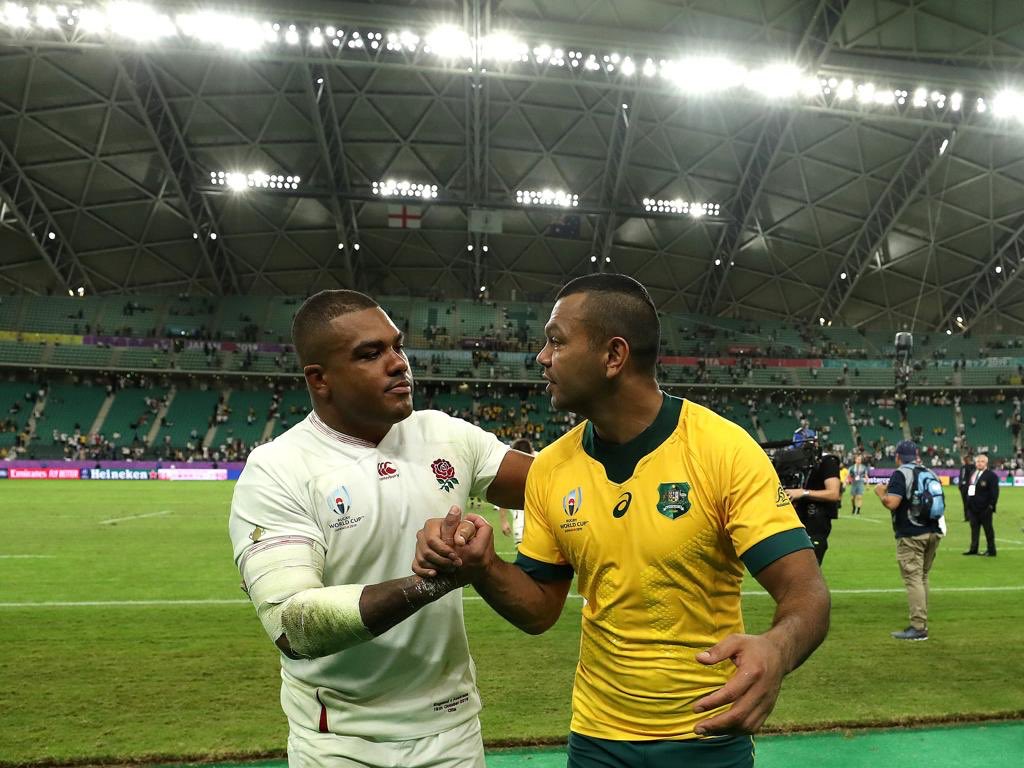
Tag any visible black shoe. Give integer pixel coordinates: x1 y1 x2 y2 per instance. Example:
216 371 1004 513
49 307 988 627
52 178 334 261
980 551 997 557
962 550 979 555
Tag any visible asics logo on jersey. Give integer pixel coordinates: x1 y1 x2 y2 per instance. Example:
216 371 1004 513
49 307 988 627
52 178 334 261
377 461 398 478
612 491 632 518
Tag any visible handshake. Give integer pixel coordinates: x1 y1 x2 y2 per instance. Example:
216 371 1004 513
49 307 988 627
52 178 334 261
412 506 499 586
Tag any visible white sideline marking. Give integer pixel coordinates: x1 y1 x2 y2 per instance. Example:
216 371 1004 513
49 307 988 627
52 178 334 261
996 537 1024 545
0 554 55 559
100 510 171 525
842 515 882 524
2 585 1023 608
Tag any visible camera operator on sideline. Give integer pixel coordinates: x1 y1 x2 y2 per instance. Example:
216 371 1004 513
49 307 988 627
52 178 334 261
784 427 842 565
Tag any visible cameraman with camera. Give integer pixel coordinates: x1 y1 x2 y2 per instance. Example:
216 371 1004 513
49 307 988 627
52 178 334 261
783 427 842 565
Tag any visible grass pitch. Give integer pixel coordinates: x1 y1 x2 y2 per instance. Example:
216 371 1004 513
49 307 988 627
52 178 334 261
0 480 1022 766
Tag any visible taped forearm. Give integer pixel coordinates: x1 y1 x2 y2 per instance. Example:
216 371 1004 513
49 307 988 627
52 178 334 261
280 585 372 659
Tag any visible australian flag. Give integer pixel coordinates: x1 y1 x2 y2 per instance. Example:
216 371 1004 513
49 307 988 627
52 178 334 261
546 214 581 239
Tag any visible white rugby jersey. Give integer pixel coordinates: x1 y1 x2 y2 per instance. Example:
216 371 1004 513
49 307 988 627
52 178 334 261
229 409 508 740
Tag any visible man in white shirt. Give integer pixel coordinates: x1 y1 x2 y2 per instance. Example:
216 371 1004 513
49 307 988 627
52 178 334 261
229 290 532 767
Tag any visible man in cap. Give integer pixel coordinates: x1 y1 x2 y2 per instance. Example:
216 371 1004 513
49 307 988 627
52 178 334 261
874 440 944 641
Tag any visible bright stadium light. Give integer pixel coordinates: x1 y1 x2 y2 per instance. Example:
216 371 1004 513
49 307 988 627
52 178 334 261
664 57 746 94
372 179 438 199
642 198 720 217
424 24 472 59
209 169 300 191
2 3 1022 133
479 31 526 62
515 188 578 207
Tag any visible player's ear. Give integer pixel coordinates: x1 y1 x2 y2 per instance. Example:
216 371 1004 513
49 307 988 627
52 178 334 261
604 336 629 379
303 364 328 397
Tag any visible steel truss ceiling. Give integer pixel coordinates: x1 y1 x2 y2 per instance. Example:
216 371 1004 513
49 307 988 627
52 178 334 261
2 0 1024 333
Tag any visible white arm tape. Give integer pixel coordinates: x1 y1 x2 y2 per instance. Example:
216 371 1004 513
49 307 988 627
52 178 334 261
280 584 373 659
239 538 370 658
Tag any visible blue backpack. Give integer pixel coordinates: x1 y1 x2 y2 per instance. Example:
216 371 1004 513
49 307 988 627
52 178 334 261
899 465 945 526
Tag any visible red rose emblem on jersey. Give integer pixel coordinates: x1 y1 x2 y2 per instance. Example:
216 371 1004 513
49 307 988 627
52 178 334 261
431 458 459 492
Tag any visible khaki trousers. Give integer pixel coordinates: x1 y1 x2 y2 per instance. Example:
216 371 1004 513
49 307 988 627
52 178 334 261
896 533 942 630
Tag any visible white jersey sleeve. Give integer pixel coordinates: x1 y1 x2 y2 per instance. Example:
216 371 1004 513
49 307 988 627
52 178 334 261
229 444 327 563
444 414 510 498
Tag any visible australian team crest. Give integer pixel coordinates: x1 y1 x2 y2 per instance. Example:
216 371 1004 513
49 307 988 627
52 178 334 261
657 482 691 520
328 485 352 516
562 487 583 517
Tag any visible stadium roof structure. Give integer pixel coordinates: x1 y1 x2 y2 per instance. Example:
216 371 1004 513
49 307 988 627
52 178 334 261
3 0 1024 334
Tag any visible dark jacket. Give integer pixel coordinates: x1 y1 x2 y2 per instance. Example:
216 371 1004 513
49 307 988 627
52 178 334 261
957 463 973 498
966 468 999 514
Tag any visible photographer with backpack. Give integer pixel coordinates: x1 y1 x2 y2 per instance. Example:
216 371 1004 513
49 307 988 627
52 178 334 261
874 440 946 642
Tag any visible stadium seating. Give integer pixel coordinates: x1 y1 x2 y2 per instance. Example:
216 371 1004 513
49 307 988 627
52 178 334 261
153 388 221 448
961 402 1015 459
214 388 274 448
32 383 107 457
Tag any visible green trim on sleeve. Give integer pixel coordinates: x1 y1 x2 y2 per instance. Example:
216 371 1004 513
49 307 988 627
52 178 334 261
740 528 813 575
514 552 575 582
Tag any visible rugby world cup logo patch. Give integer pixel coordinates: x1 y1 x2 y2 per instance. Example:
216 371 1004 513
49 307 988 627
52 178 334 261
563 487 583 517
328 485 352 516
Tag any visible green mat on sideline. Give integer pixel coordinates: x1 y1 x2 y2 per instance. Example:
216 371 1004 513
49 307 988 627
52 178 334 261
167 722 1023 767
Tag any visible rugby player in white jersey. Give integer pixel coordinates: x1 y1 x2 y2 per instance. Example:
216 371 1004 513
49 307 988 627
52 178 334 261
228 290 532 767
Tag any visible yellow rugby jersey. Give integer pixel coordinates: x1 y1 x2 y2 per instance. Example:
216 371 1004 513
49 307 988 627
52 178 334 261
517 395 811 741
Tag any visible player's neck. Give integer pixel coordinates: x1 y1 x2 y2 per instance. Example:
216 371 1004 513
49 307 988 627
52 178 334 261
588 381 664 445
313 407 391 446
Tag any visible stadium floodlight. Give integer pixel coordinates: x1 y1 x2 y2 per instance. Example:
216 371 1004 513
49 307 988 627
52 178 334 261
664 57 746 94
372 179 438 199
424 24 472 59
209 170 300 191
176 11 277 51
479 30 528 61
47 231 56 240
993 90 1024 120
840 271 848 280
995 265 1003 274
747 63 819 100
642 198 720 217
515 188 578 208
34 5 57 28
1 2 29 27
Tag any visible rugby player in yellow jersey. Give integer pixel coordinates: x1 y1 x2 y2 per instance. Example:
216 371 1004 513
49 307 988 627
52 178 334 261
415 274 830 768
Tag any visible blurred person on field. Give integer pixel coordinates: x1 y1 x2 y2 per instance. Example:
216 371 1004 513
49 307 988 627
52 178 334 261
498 437 536 546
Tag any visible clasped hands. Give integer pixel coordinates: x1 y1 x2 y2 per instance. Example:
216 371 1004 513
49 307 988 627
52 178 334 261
413 506 495 586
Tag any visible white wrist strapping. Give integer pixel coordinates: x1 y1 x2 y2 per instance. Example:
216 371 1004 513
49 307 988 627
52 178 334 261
240 538 370 658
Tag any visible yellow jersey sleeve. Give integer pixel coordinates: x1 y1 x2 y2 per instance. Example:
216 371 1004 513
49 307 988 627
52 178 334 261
721 429 812 574
515 457 575 581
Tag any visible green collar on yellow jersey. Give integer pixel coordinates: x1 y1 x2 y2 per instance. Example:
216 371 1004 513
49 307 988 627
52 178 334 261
581 393 682 484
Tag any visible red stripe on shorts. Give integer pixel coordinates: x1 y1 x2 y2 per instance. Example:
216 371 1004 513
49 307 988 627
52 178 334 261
316 690 329 734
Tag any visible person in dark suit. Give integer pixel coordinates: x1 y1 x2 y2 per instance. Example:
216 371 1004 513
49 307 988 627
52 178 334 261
957 454 973 523
964 453 999 557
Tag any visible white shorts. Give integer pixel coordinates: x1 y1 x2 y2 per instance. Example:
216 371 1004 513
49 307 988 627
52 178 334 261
512 509 524 546
287 716 485 768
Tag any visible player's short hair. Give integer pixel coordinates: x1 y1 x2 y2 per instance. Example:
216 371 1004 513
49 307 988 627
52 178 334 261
291 289 380 367
511 437 534 454
555 273 660 373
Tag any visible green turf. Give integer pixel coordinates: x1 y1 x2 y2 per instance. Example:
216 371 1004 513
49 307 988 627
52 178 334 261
0 482 1022 765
